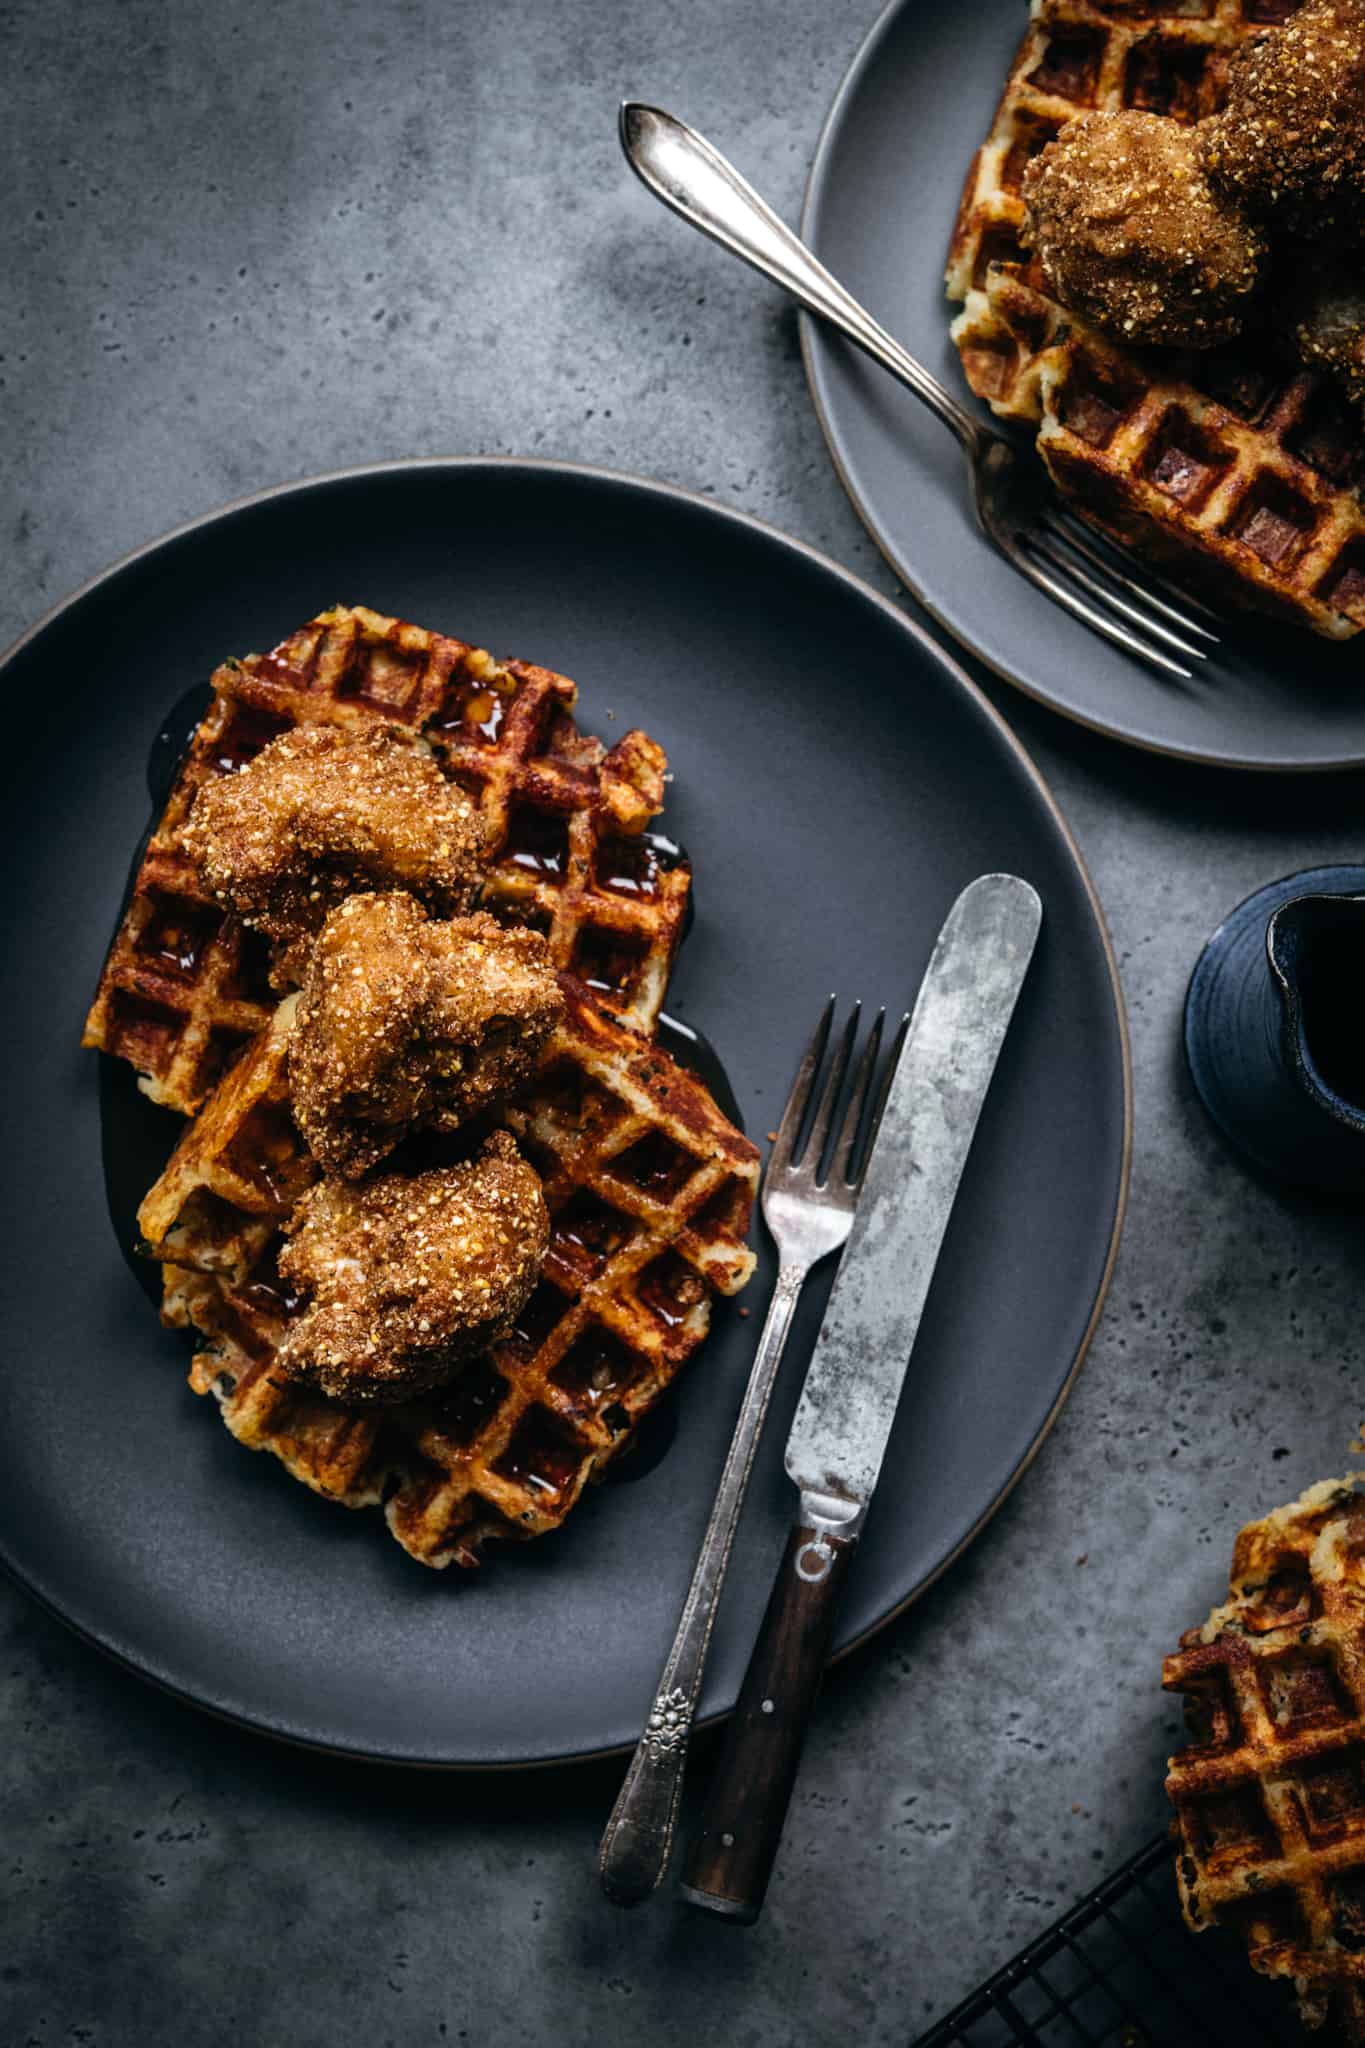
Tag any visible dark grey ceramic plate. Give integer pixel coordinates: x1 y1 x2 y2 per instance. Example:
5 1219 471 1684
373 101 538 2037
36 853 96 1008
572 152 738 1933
0 459 1128 1766
802 0 1364 773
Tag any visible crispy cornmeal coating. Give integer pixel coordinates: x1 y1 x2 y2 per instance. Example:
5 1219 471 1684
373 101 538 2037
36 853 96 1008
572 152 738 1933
183 725 485 987
276 1132 549 1404
1289 248 1365 411
1200 0 1365 241
1023 111 1268 349
289 893 564 1178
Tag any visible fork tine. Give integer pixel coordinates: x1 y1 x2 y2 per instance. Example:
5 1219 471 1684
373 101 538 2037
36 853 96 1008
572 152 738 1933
1010 539 1194 682
1039 512 1220 645
1028 532 1212 663
1050 507 1226 626
858 1010 910 1186
832 1007 884 1187
766 995 834 1182
803 1001 860 1181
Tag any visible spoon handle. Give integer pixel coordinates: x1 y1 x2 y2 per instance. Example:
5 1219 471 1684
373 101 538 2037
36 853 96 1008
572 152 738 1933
618 100 979 450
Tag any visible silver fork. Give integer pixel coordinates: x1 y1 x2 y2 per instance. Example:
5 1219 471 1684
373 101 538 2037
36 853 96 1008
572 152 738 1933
599 995 905 1907
620 101 1220 686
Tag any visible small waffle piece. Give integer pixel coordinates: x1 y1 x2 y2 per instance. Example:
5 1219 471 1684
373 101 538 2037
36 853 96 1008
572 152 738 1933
1163 1477 1365 2041
84 605 691 1112
945 1 1365 640
144 974 758 1567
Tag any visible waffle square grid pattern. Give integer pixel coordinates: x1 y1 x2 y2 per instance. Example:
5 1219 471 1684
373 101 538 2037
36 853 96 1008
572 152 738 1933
945 0 1365 640
84 604 691 1114
140 975 759 1569
1163 1479 1365 2042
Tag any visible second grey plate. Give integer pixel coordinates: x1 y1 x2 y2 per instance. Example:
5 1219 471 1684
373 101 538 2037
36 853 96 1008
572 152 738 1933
802 0 1365 773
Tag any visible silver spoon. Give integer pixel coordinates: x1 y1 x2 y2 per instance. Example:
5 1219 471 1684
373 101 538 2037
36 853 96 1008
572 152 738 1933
619 101 1219 683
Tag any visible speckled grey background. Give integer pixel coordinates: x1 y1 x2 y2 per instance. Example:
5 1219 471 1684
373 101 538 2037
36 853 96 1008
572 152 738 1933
6 3 1365 2043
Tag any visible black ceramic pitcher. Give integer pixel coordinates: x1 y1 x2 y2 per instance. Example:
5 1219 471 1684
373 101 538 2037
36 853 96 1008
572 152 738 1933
1185 864 1365 1194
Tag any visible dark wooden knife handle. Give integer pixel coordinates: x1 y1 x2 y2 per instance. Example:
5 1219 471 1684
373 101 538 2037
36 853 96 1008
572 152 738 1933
679 1510 858 1924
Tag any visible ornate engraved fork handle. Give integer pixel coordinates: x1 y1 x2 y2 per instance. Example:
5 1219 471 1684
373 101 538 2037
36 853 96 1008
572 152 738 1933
598 1264 805 1907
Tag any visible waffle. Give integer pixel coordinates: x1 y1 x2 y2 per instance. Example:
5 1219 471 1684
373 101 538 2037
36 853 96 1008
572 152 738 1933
84 604 691 1113
946 1 1365 641
140 973 759 1568
1163 1477 1365 2041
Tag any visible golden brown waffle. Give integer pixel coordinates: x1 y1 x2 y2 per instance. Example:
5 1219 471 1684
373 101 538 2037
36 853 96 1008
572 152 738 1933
945 1 1365 640
1163 1477 1365 2041
83 605 691 1112
141 974 759 1568
1036 318 1365 640
137 995 305 1283
946 0 1273 336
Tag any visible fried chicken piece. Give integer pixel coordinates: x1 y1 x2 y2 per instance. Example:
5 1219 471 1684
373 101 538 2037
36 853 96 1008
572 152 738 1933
1023 111 1268 349
276 1132 549 1404
288 892 564 1178
1285 247 1365 410
183 725 485 986
1200 0 1365 241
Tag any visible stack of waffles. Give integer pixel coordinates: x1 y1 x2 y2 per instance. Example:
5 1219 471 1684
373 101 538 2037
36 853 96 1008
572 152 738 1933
1164 1479 1365 2041
946 0 1365 639
85 605 759 1567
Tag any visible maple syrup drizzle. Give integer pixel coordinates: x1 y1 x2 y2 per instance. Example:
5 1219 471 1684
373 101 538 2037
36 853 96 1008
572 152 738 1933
494 1406 584 1497
502 804 569 878
552 1328 642 1409
433 672 516 747
147 683 212 806
636 1250 706 1330
596 831 686 899
241 1244 305 1321
429 1356 508 1447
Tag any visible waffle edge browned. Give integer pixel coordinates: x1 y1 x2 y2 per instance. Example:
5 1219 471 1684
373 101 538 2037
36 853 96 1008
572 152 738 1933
945 0 1365 641
143 974 759 1568
1163 1476 1365 2042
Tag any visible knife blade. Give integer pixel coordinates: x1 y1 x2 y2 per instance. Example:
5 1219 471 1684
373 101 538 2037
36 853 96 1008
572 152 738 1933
679 872 1042 1924
785 870 1043 1516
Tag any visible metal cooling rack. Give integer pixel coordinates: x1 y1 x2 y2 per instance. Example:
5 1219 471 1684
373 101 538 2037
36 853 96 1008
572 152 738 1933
912 1833 1303 2046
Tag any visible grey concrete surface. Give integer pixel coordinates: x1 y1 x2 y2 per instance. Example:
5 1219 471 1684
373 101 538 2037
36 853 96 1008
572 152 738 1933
6 3 1365 2044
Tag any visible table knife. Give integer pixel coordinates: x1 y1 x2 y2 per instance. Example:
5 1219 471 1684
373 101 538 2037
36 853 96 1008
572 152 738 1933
679 871 1042 1923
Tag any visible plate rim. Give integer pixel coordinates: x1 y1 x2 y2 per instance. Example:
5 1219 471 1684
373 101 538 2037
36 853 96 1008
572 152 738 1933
0 453 1132 1769
799 0 1365 778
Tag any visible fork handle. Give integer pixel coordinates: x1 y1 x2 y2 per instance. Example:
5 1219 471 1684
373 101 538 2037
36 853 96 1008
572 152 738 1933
680 1491 861 1924
598 1263 806 1907
619 101 982 453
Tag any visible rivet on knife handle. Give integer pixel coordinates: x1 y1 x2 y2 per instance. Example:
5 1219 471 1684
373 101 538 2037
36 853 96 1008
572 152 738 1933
679 1491 860 1924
